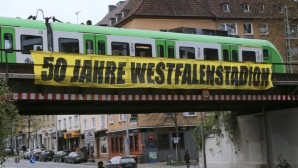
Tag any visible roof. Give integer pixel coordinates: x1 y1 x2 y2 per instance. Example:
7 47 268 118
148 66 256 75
0 16 46 29
96 0 298 27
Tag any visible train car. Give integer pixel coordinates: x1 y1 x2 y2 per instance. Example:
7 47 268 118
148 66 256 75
0 16 285 73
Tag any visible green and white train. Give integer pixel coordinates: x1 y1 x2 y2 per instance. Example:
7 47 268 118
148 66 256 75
0 16 285 72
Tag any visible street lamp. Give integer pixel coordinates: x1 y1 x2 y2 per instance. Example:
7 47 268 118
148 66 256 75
75 11 81 24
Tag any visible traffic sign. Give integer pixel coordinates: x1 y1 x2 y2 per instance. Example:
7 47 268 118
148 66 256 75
126 138 130 145
84 129 95 143
29 157 36 164
14 157 20 163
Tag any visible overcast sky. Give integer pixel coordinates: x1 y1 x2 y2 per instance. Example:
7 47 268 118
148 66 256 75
0 0 122 24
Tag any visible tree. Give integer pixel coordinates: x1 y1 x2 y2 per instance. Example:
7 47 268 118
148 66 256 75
0 78 19 157
193 111 246 153
143 112 199 163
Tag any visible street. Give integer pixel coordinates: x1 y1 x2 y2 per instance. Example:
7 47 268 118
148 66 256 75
1 157 200 168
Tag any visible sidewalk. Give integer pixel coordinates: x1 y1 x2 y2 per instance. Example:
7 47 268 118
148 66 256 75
81 158 200 168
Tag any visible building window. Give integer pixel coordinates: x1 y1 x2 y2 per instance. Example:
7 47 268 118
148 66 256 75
243 4 250 12
63 118 66 129
220 23 237 35
100 137 107 154
58 120 61 130
290 25 298 38
278 6 284 13
179 47 195 59
21 35 43 54
83 119 87 130
157 133 170 149
260 23 269 35
100 115 106 128
244 23 253 35
92 117 96 128
123 114 127 121
223 4 230 12
109 115 114 124
183 112 197 116
259 4 265 12
69 117 72 129
74 115 79 128
119 114 123 122
58 38 79 53
129 134 139 152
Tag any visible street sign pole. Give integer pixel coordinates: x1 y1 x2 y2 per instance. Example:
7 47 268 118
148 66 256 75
125 114 130 156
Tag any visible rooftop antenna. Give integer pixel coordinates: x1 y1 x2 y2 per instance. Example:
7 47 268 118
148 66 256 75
75 10 81 24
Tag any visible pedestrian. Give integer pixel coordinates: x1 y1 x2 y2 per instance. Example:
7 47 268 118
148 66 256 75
98 161 104 168
184 149 190 168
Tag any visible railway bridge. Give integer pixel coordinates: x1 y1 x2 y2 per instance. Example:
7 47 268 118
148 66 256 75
1 52 298 115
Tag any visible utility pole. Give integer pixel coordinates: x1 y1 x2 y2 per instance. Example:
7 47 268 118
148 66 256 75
200 112 207 168
284 5 293 73
75 11 81 24
125 114 130 156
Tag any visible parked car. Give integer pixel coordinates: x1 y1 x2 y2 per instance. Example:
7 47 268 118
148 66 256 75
32 148 44 161
5 148 14 156
39 150 55 162
23 149 33 159
64 151 87 164
53 150 71 162
106 156 137 168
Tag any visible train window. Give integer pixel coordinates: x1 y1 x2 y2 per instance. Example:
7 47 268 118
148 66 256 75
223 49 229 61
112 42 129 56
98 41 106 55
85 40 94 54
157 45 164 58
135 43 152 57
179 47 195 59
263 49 269 60
204 48 219 60
4 33 13 52
21 35 43 54
168 46 174 58
232 50 238 61
58 38 79 53
242 51 256 62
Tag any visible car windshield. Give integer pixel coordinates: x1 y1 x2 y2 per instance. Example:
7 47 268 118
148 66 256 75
120 158 136 163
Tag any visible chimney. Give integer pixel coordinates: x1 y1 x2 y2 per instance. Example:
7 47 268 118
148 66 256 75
86 20 92 25
108 5 116 12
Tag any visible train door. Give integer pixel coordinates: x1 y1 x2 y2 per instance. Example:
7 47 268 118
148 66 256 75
155 40 176 58
83 34 107 55
0 27 16 63
221 45 239 62
155 40 166 58
166 41 176 58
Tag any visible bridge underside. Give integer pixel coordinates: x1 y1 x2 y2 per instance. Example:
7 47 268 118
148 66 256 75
2 63 298 115
16 99 298 115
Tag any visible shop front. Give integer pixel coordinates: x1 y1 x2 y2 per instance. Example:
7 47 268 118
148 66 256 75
63 131 81 151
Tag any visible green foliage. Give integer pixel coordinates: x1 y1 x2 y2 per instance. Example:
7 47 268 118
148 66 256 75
0 78 19 156
193 112 240 151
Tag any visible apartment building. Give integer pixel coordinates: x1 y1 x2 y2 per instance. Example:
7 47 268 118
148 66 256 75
56 115 80 151
97 0 298 64
79 114 108 159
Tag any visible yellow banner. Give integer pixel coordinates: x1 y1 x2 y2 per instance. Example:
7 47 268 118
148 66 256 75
32 51 273 90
